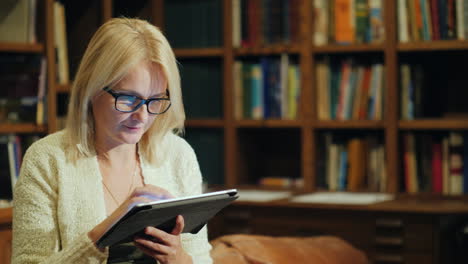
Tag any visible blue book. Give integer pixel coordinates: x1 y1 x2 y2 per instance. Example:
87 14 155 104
345 67 358 120
438 0 447 39
420 0 430 41
338 148 348 191
330 62 341 120
268 59 282 118
251 64 264 120
261 58 271 118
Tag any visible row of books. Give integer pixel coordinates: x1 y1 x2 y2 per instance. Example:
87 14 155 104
232 0 300 48
233 55 301 120
402 132 468 195
318 134 387 192
0 134 39 201
258 176 304 188
0 54 47 125
398 0 468 42
0 0 37 43
400 63 424 120
314 0 385 46
316 58 385 120
165 0 222 48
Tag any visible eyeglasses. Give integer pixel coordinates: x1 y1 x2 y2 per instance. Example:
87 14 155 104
103 87 171 115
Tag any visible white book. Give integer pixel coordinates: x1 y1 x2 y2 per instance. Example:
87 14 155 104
398 0 409 42
232 0 241 47
27 0 37 43
0 0 30 43
456 0 465 40
316 61 329 120
7 137 17 190
54 1 70 85
313 0 328 46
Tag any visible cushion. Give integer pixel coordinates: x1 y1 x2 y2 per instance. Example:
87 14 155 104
210 234 369 264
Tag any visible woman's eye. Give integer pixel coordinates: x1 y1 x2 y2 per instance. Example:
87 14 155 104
118 95 137 105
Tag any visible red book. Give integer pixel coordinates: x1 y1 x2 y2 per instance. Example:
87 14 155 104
430 0 440 40
431 142 443 193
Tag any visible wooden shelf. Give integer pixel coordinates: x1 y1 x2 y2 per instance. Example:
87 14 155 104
56 83 72 93
234 45 300 56
185 119 224 128
312 43 385 54
0 42 44 53
398 40 468 52
173 48 223 58
233 184 302 192
314 120 385 129
0 207 12 225
235 119 302 128
399 119 468 130
0 123 47 133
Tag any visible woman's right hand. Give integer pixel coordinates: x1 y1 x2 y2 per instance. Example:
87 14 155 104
87 185 173 249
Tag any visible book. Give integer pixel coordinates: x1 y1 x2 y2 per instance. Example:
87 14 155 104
0 0 35 43
335 0 355 44
314 0 329 45
53 1 69 85
355 0 369 43
369 0 384 43
347 138 367 191
96 189 238 248
448 132 464 195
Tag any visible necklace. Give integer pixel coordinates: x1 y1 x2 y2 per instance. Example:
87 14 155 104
102 158 139 207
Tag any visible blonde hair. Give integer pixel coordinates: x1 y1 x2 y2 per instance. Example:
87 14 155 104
65 17 185 163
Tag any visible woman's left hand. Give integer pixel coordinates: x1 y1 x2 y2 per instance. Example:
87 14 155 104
134 215 193 264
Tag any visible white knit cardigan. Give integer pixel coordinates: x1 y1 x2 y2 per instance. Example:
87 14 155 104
12 130 213 264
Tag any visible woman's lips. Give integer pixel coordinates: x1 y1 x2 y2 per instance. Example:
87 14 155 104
125 125 142 131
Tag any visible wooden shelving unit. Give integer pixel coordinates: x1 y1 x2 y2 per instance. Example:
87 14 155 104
0 43 44 53
312 43 385 53
234 45 301 55
398 40 468 51
0 124 47 134
399 119 468 130
174 48 224 58
314 120 385 129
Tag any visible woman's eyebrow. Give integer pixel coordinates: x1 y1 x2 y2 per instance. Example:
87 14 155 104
113 89 166 98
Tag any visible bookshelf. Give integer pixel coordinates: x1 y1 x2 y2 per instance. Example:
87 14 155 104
0 0 58 193
141 0 468 197
0 0 59 263
5 0 468 199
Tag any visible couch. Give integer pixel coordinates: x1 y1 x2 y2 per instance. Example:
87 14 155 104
210 234 369 264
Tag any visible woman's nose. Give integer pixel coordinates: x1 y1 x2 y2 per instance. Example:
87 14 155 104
131 103 149 122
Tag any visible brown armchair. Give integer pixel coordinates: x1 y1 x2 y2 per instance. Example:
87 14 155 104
210 234 369 264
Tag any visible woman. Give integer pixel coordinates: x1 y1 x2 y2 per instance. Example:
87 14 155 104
12 18 212 264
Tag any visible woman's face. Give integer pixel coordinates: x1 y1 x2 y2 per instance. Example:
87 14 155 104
92 61 168 149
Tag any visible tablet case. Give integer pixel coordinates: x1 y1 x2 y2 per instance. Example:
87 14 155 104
96 190 238 248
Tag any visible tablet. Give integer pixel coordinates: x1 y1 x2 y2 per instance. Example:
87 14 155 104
96 189 238 248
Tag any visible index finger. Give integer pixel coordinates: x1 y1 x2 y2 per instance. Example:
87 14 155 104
131 185 174 200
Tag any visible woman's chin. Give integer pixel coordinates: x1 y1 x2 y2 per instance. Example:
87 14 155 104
120 133 144 145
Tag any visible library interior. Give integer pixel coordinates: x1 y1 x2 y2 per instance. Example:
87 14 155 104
1 0 468 263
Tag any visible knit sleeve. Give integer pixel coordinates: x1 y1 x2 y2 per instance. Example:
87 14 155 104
12 145 108 264
177 138 213 264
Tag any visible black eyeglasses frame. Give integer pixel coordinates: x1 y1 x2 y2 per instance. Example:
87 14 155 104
102 87 171 115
